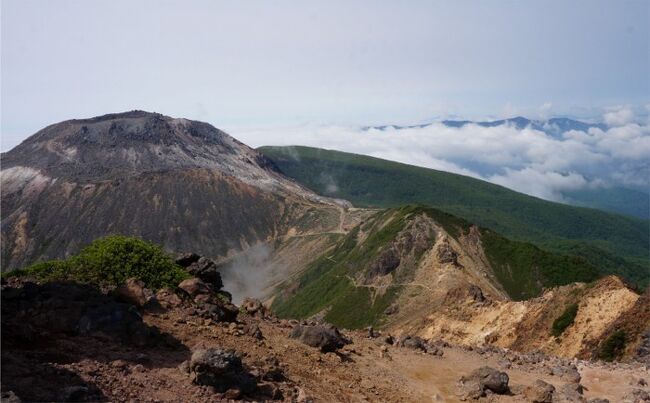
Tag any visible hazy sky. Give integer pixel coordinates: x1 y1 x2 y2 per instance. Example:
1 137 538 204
2 0 649 151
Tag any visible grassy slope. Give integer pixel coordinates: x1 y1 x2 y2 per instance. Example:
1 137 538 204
260 146 649 288
272 206 600 328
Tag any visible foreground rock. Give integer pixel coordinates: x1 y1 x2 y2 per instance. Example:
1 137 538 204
289 324 349 353
114 278 156 308
523 379 555 403
397 335 444 356
175 253 224 291
457 366 509 400
187 348 256 394
2 280 160 347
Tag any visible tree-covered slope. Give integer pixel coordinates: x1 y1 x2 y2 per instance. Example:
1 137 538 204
259 146 649 288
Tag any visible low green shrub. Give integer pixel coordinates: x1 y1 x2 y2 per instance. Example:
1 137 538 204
598 329 626 361
4 235 188 290
551 303 579 337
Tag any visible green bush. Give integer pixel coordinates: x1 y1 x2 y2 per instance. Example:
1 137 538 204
598 329 627 361
4 236 189 290
551 303 579 337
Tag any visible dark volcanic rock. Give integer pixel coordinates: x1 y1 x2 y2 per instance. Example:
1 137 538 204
188 348 256 394
399 335 428 351
178 278 211 298
184 257 224 291
289 325 349 353
1 281 160 347
457 366 509 400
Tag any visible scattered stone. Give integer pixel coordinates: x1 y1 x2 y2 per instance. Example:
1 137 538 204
384 304 399 315
155 288 183 309
523 379 555 403
296 387 312 403
246 324 263 340
257 383 283 400
366 326 378 338
289 324 349 353
188 348 256 394
587 398 610 403
178 360 190 374
557 382 584 402
468 285 486 303
399 335 428 352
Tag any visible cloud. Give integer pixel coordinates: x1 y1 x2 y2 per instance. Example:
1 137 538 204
231 110 650 203
603 105 635 126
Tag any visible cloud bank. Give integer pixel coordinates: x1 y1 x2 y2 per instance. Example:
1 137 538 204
232 113 650 203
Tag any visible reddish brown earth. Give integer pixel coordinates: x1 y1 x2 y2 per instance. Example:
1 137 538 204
3 280 648 403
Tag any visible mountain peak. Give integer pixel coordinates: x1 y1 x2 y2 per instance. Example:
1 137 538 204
2 111 257 182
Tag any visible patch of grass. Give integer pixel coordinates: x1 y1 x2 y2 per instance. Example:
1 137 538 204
551 303 579 337
3 235 188 290
598 329 627 362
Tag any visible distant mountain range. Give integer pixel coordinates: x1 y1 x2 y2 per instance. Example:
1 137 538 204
364 116 608 137
363 116 649 220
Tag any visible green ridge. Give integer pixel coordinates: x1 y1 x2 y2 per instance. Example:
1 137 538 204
260 146 649 288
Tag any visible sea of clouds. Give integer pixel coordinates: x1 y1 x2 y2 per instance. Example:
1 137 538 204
233 105 650 203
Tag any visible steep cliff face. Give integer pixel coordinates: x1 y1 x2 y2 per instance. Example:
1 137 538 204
1 111 346 269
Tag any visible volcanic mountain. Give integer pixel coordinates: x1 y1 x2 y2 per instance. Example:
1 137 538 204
1 111 347 270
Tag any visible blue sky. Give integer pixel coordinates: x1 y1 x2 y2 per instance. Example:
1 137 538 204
2 0 648 151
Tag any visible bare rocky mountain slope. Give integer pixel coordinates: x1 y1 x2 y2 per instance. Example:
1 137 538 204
273 206 649 363
1 111 348 270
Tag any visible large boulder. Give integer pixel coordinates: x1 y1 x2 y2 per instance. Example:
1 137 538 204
188 348 256 394
176 253 223 291
2 281 160 347
175 252 201 267
458 367 509 400
178 278 211 298
77 302 156 346
289 325 348 353
523 380 555 403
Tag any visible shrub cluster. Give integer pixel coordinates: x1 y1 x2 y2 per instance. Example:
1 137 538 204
4 235 188 290
598 329 627 361
551 303 579 337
